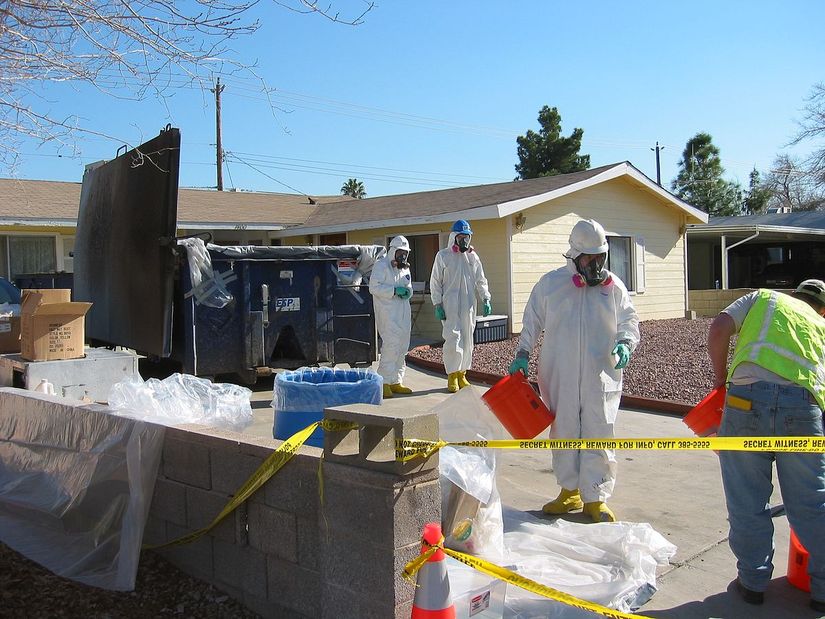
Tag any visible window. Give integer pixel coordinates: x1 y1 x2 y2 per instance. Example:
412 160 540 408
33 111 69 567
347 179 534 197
382 233 440 290
607 236 645 293
0 235 57 280
320 233 346 245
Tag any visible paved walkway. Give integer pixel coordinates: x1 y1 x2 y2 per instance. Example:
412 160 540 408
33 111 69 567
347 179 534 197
249 364 822 619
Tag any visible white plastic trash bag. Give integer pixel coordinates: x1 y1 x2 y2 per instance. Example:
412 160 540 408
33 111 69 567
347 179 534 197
178 237 233 308
108 373 253 431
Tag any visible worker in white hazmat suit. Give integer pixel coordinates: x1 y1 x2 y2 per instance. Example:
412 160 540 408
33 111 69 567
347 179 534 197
430 220 492 393
369 235 414 398
509 219 639 522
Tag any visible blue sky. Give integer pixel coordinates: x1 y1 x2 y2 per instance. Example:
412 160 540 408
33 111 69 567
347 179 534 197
13 1 825 198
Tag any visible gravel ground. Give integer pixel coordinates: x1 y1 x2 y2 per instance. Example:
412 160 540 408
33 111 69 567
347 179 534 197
0 545 260 619
410 317 728 405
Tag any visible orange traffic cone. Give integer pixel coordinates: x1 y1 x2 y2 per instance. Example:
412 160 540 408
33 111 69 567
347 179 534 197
411 522 456 619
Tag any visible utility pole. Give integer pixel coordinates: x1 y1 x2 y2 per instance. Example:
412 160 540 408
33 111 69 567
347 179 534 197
211 78 226 191
650 141 664 186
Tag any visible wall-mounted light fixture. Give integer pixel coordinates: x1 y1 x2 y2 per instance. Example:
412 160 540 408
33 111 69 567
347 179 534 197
514 212 526 233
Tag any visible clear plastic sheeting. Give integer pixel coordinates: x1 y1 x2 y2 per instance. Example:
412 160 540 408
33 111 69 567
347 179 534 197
433 387 507 559
0 388 164 591
177 237 233 308
436 387 677 616
499 508 677 617
108 373 253 431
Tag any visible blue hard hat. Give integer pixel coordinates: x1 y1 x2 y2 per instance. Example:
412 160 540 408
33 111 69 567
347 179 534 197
451 219 472 234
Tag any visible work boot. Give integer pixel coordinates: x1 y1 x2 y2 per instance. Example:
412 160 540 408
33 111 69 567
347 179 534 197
457 371 471 389
382 383 393 399
447 372 460 393
389 383 413 394
584 501 616 523
542 488 583 514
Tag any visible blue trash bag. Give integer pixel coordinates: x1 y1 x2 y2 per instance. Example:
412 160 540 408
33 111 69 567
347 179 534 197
272 367 382 447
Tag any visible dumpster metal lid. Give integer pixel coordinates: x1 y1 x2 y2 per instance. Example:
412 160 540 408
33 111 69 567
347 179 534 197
73 126 180 357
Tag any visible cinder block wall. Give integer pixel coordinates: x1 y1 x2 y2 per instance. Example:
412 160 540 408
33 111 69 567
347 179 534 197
688 288 795 317
146 400 441 618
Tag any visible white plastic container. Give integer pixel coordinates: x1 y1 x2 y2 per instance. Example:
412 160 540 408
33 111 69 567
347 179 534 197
446 556 506 618
33 378 55 395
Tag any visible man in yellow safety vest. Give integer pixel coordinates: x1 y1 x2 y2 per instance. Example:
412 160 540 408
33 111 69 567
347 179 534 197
707 279 825 612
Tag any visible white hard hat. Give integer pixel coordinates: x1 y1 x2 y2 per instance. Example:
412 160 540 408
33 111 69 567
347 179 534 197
389 235 411 252
795 279 825 306
568 219 608 258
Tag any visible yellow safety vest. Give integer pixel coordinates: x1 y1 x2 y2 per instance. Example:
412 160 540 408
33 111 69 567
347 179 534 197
728 289 825 410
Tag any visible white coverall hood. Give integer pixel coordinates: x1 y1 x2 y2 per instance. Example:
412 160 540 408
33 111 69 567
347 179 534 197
566 219 609 259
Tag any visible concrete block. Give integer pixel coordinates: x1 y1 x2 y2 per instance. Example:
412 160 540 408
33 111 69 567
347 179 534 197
243 594 308 619
186 485 244 544
261 456 320 516
210 447 265 495
162 437 211 489
158 523 214 582
267 556 321 617
323 400 439 476
213 538 268 598
149 478 187 526
321 582 405 619
141 515 167 547
296 516 319 570
247 502 297 562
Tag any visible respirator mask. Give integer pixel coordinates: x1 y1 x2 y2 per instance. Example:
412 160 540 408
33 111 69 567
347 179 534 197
455 234 471 253
394 250 409 269
574 253 607 286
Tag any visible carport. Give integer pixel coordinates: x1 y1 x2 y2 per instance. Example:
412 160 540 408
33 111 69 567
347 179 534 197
686 211 825 291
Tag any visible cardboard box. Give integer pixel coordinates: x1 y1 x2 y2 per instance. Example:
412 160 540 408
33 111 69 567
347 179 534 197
0 313 20 353
20 289 92 361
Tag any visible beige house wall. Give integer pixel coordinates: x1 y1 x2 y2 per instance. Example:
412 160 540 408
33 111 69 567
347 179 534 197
510 178 688 332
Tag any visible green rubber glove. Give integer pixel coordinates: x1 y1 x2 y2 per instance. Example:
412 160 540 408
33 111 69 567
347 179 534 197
394 286 411 299
482 300 492 317
435 304 446 321
612 342 631 370
509 356 528 375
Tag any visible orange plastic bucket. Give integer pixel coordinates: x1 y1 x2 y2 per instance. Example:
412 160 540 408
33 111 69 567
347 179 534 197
788 528 811 592
482 372 555 439
683 386 726 437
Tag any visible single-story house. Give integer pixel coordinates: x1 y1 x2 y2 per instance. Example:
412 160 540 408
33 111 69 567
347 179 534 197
686 211 825 291
273 161 708 338
0 177 338 280
0 162 707 341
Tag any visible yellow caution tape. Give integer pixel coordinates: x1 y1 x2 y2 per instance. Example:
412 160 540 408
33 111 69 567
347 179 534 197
395 436 825 461
144 419 358 550
403 535 647 619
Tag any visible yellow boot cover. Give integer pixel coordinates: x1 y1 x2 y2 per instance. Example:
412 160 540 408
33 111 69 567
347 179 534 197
457 371 471 389
584 501 616 523
382 383 393 398
542 488 583 514
389 383 413 394
447 372 460 393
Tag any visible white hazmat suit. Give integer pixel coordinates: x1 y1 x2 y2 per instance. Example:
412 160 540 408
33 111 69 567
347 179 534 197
369 236 413 389
429 230 490 375
516 236 639 508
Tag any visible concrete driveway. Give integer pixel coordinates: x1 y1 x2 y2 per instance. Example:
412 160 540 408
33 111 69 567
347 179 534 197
248 363 822 619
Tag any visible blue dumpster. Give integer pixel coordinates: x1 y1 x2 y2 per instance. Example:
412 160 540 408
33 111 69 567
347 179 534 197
272 367 382 447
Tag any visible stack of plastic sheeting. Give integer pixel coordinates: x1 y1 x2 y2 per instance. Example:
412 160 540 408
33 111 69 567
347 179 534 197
0 388 164 591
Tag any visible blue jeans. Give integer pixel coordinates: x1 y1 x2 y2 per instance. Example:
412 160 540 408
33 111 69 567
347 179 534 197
718 381 825 599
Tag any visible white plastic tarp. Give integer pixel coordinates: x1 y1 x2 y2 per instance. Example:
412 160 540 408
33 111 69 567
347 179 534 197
437 386 677 616
0 388 164 591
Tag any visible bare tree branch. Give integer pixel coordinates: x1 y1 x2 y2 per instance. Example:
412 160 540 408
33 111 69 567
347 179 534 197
0 0 373 169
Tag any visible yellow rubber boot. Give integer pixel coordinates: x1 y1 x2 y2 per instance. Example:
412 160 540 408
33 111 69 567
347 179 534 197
584 501 617 523
542 488 583 514
389 383 413 394
382 384 393 398
457 371 471 389
447 372 460 393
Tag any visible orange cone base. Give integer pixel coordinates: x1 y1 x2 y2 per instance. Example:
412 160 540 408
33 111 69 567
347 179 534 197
412 607 456 618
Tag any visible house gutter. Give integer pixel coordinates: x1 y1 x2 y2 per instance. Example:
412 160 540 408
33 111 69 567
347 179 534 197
721 227 760 289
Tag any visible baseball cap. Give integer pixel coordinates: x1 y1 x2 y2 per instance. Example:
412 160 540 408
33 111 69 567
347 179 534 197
794 279 825 306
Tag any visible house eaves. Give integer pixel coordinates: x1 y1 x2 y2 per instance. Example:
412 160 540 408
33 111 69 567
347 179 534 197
273 162 707 237
686 223 825 237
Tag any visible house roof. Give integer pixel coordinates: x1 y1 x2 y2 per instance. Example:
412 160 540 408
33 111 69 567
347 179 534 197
0 178 340 230
686 210 825 238
273 161 707 236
